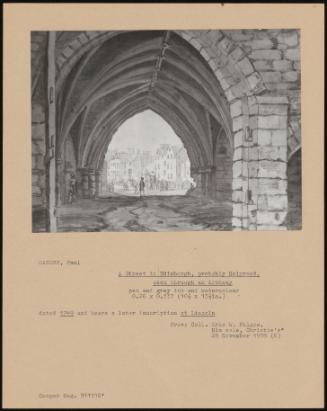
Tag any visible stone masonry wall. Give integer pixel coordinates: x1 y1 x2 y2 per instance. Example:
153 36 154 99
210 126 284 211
223 29 301 157
287 149 302 229
214 133 232 201
32 32 48 211
32 104 47 209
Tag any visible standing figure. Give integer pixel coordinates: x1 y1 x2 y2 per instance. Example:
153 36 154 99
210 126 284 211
68 173 76 204
139 176 145 198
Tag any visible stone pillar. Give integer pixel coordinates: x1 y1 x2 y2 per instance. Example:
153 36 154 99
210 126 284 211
88 169 96 198
78 167 89 198
32 104 46 210
55 157 64 206
202 168 215 198
46 31 57 232
95 169 102 197
231 96 289 230
64 169 73 204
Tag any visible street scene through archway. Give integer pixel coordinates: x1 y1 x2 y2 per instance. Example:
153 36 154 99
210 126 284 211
31 30 302 232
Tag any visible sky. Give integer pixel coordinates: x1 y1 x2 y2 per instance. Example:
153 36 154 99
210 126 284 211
106 110 183 156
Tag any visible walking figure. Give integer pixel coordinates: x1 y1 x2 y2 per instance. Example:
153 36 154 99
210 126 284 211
139 176 145 198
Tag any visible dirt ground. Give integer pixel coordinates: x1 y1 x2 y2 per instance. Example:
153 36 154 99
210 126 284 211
55 195 233 232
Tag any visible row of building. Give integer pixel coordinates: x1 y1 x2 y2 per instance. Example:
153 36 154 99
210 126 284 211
103 144 193 193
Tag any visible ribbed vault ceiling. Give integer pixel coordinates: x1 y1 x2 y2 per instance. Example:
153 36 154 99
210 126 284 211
57 30 232 170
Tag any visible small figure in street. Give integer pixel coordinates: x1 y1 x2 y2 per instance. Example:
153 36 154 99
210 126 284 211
139 176 145 198
68 173 76 204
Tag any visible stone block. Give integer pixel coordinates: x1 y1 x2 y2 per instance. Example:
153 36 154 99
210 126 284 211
215 66 230 82
230 81 247 98
248 96 257 107
253 60 272 71
258 194 268 210
230 47 246 62
232 177 246 191
232 116 244 132
266 82 300 91
277 32 299 47
255 96 289 105
284 48 300 61
246 38 273 50
249 104 259 115
200 47 210 61
233 130 243 148
233 146 245 161
257 130 272 146
293 61 301 71
206 30 224 45
261 71 282 83
232 190 245 203
278 44 288 51
233 203 243 217
257 115 279 129
283 71 299 82
258 160 287 178
248 147 259 161
249 50 282 60
273 59 292 71
271 130 288 146
226 31 253 42
237 58 254 76
232 217 242 228
220 76 234 91
267 195 288 211
257 211 287 225
246 72 262 90
208 59 219 72
258 178 287 194
242 218 249 229
258 115 287 129
230 100 243 118
233 161 248 178
258 104 288 116
248 162 258 178
224 88 237 103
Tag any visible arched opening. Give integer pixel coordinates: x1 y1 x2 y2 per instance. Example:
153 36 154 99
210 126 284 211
103 110 194 196
33 29 252 232
52 30 235 231
287 149 302 230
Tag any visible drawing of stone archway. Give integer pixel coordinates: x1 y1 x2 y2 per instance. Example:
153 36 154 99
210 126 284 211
31 29 301 231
